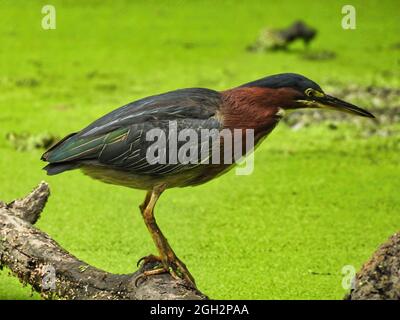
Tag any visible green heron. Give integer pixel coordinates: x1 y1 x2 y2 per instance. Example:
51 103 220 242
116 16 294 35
41 73 374 288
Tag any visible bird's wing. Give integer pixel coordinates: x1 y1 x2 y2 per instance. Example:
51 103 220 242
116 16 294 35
97 118 222 175
42 88 223 176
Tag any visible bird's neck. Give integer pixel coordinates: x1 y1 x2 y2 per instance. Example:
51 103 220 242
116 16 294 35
220 87 286 133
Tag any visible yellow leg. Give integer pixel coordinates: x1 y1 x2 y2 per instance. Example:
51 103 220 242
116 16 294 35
138 185 196 288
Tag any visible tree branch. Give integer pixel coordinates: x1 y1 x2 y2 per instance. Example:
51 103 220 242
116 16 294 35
0 182 208 300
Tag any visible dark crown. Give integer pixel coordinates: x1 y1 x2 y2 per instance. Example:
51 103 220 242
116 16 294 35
241 73 323 93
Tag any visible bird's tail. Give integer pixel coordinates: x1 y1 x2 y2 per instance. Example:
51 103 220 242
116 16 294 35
43 162 81 175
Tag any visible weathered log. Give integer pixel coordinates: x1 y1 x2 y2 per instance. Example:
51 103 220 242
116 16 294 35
345 232 400 300
0 182 207 300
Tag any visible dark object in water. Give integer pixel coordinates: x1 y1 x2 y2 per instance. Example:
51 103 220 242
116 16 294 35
247 20 317 52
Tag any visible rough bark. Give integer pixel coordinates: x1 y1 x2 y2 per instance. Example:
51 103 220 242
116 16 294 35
345 232 400 300
0 182 207 300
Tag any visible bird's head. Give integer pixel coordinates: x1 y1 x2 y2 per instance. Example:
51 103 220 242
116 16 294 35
241 73 375 118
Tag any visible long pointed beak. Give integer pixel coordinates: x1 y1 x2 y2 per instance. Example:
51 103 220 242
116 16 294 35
317 95 375 118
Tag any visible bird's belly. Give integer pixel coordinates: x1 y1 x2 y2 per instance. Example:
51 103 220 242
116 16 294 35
80 163 233 190
81 165 172 190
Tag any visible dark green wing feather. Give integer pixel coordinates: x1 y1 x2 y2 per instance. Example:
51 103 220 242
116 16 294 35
42 88 222 176
43 127 130 163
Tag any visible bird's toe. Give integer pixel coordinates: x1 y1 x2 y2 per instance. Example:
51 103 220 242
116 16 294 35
135 255 197 289
136 254 163 267
134 267 168 287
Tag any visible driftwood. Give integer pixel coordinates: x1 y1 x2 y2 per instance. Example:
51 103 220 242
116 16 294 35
346 232 400 300
0 182 207 300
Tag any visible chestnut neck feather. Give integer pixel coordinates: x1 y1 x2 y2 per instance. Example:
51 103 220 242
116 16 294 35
220 86 297 138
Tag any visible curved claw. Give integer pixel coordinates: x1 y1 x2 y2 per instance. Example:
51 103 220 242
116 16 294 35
136 254 162 267
136 256 145 268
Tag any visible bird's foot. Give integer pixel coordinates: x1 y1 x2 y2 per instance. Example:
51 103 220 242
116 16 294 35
135 253 196 289
137 254 163 267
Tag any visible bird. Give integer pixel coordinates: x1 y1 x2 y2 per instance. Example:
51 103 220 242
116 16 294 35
41 73 374 288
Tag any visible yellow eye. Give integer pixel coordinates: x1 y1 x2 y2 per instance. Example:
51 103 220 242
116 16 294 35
305 88 314 97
